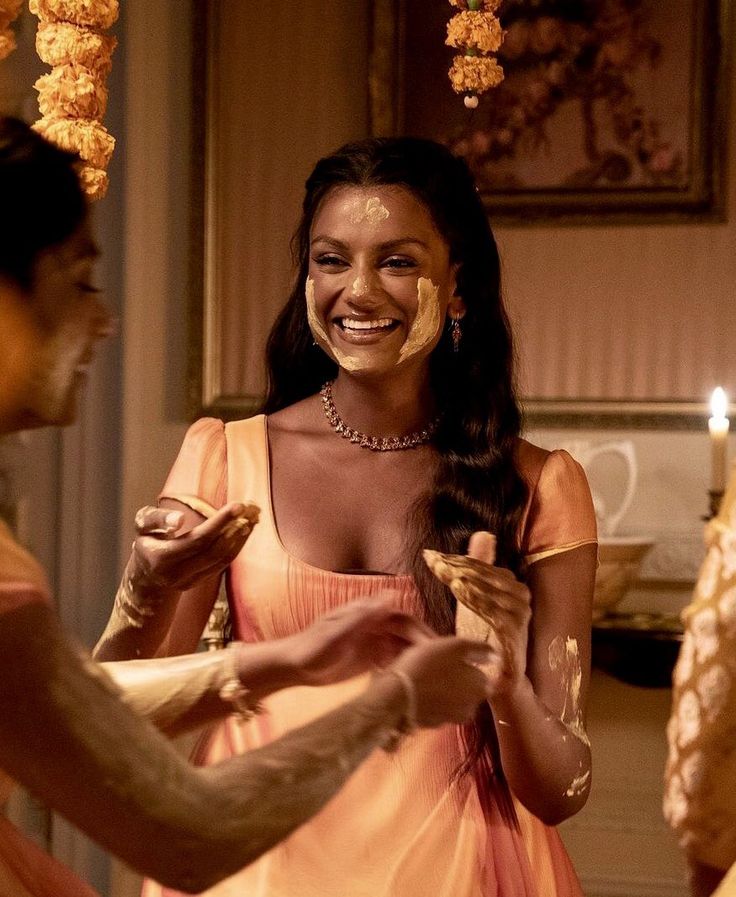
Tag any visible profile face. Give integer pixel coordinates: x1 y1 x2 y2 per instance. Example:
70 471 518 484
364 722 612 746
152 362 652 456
20 218 111 427
306 185 462 377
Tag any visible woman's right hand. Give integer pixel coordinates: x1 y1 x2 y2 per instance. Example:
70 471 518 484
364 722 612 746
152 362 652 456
388 636 492 728
129 501 260 592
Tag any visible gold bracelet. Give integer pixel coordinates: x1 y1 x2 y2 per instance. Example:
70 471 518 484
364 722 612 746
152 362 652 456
113 574 157 629
218 646 264 722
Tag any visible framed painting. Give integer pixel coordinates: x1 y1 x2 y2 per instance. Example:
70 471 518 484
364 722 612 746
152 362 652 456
370 0 730 224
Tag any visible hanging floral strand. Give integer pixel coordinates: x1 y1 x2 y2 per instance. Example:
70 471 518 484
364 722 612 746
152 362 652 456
0 0 23 61
30 0 119 200
446 0 505 109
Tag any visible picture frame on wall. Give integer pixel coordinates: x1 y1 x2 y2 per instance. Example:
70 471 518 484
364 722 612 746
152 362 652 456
370 0 730 224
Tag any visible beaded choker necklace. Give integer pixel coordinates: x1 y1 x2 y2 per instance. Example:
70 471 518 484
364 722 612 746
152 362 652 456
319 381 439 452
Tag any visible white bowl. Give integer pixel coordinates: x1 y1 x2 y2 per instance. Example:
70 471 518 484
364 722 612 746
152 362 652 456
593 536 654 620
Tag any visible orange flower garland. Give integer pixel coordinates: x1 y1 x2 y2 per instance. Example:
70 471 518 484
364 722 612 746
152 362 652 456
30 0 119 200
446 0 505 108
0 0 23 61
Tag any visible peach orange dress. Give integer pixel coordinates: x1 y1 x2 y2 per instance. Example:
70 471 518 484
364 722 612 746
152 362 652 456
144 416 597 897
0 520 101 897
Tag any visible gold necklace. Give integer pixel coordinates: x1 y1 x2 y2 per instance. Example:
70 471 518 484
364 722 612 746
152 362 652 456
320 381 439 452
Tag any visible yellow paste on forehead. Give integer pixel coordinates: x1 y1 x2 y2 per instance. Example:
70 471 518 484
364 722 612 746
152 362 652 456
347 196 390 225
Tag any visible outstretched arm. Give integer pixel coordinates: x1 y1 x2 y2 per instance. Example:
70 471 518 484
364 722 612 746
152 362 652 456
100 596 444 737
1 597 491 892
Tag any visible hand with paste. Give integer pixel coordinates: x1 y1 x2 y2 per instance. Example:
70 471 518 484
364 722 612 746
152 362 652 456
129 500 259 592
95 498 259 660
277 595 492 726
423 531 531 698
426 532 594 824
279 594 435 687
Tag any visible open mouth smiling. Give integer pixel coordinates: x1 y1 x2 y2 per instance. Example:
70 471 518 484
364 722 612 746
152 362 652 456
336 316 400 335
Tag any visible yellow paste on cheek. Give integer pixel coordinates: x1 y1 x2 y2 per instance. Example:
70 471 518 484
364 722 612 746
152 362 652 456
398 277 442 364
347 196 390 225
305 276 363 372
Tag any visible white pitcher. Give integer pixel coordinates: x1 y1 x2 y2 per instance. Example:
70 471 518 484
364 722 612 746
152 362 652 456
556 439 638 538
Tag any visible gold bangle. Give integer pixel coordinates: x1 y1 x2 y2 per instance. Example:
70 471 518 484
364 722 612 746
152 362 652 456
218 646 264 722
113 574 157 629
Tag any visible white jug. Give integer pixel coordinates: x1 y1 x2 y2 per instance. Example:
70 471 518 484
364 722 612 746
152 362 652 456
556 439 638 538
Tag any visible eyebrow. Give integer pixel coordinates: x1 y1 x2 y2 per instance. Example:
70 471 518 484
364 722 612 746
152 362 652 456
310 236 430 251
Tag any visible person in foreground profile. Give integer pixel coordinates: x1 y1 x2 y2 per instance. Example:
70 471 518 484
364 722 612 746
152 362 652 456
96 136 599 897
0 116 493 897
665 463 736 897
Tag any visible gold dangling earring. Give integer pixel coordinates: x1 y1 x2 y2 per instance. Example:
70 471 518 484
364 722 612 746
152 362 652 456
451 316 462 353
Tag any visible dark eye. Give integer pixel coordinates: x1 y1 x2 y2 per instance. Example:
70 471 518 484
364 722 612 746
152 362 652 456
313 253 348 269
382 256 416 270
77 283 102 294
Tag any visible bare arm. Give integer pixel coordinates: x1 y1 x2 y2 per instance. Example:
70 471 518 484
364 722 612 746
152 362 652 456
99 596 447 737
490 544 596 824
100 642 295 737
426 540 596 825
1 599 489 892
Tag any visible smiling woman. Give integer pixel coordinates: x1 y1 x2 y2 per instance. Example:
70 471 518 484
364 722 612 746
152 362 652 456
305 184 462 379
100 136 599 897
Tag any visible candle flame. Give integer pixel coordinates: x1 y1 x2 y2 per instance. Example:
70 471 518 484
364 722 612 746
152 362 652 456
711 386 729 420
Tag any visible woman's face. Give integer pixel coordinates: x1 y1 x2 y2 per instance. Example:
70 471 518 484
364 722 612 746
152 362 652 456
306 185 463 377
15 218 112 428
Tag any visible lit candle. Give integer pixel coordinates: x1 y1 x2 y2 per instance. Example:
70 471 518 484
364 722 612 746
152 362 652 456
709 387 730 492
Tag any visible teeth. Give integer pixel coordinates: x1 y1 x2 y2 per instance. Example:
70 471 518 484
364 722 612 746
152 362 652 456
341 318 394 331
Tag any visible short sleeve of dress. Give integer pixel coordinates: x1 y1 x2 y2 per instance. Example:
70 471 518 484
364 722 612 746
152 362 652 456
521 449 598 566
158 418 227 512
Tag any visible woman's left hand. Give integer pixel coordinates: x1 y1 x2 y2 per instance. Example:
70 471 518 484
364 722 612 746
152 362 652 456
281 596 436 687
423 532 531 697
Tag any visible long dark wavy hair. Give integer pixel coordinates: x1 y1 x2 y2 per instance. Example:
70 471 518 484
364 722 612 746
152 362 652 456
263 137 528 823
0 117 86 290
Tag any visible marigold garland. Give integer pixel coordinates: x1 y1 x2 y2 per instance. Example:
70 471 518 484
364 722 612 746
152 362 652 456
446 0 505 107
30 0 119 200
30 0 117 32
36 22 116 75
0 0 23 62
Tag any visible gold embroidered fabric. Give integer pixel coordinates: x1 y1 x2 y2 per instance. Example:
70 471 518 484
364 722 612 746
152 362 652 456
665 463 736 871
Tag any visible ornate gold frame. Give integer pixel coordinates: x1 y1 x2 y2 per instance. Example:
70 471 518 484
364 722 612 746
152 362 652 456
369 0 731 224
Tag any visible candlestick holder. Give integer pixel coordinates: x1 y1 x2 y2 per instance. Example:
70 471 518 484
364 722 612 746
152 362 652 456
704 489 725 521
